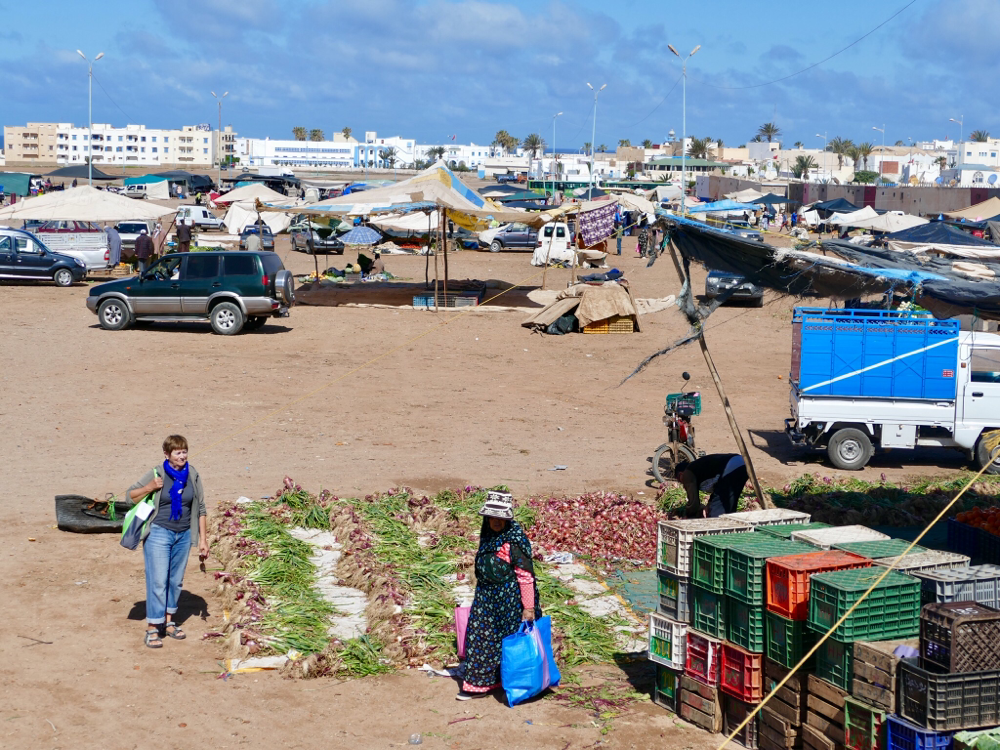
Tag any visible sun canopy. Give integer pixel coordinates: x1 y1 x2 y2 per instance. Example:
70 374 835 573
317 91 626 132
653 184 683 202
47 165 118 180
725 188 765 203
830 206 878 226
886 221 993 247
859 212 928 233
0 185 176 223
0 172 34 197
944 197 1000 221
222 201 295 234
755 193 790 206
813 197 859 217
214 183 288 205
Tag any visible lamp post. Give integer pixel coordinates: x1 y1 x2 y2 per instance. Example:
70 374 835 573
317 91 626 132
872 125 885 180
211 91 228 190
815 132 827 183
585 82 606 200
949 116 964 146
668 44 700 215
551 111 562 201
77 50 104 186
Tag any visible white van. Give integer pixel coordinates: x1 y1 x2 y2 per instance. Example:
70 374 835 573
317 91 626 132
176 206 225 231
531 221 575 266
124 184 148 199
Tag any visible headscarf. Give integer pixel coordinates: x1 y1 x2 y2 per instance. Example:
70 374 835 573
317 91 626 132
475 517 534 585
161 460 190 522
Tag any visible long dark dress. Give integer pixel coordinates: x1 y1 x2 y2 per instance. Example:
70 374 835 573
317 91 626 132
462 519 541 691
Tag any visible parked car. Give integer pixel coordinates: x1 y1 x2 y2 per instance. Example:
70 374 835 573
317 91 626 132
123 184 149 199
723 221 764 242
239 224 275 251
114 220 155 251
86 251 294 335
290 221 345 254
176 205 225 231
482 222 538 252
0 227 87 287
32 220 110 270
704 269 764 307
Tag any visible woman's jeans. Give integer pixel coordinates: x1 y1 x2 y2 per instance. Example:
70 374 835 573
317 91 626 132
143 524 191 624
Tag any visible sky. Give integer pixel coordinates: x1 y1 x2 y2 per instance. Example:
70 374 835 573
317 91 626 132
0 0 995 151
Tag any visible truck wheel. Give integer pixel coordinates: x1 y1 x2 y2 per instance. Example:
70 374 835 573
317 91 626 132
98 298 130 330
490 240 503 253
651 443 698 485
975 431 1000 474
53 268 75 287
827 428 873 471
210 301 245 335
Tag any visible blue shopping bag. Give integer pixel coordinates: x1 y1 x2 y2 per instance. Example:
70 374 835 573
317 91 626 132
501 616 561 706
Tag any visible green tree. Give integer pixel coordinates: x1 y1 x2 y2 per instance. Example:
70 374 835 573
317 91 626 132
522 133 545 160
894 140 905 146
971 130 991 142
379 146 397 167
793 141 804 149
853 170 878 184
426 145 446 162
855 142 874 170
583 141 591 155
341 127 352 140
751 134 763 143
618 138 631 148
493 130 513 156
757 122 781 142
792 155 817 179
292 126 307 141
309 129 325 141
687 137 714 160
598 144 607 152
829 137 854 169
642 139 653 148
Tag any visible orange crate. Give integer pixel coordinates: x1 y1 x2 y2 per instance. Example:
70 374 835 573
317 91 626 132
582 315 635 334
720 642 764 703
766 551 871 621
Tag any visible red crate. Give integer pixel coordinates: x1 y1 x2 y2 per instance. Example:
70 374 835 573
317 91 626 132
721 642 765 702
767 550 872 620
686 630 723 686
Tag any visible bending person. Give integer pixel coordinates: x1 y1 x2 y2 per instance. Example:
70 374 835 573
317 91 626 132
674 453 748 518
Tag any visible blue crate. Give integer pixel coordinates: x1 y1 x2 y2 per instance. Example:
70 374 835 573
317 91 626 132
792 308 959 400
947 518 980 560
887 715 954 750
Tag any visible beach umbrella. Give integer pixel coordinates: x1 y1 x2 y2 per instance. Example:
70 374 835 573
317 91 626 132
339 226 382 245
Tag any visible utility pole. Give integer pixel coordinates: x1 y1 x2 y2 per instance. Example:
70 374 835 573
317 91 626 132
77 50 105 186
551 111 562 201
211 91 228 190
585 83 606 200
668 44 700 215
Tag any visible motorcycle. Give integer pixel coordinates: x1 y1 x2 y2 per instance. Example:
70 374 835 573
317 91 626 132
650 371 704 484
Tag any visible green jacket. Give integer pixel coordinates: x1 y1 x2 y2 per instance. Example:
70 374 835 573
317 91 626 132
126 466 206 548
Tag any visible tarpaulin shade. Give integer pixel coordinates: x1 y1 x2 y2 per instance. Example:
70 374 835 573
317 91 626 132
755 193 790 206
944 197 1000 221
886 221 996 247
687 199 758 213
46 165 118 180
0 185 176 223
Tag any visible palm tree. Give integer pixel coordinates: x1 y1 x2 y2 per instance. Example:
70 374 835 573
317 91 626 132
642 139 653 148
793 141 804 149
493 130 512 156
341 127 352 140
792 155 818 179
378 146 397 168
971 130 991 142
426 145 447 162
292 126 307 141
757 122 782 142
583 142 592 155
687 137 714 160
856 142 874 170
522 133 545 161
750 134 763 143
894 140 905 146
503 133 520 154
598 144 607 153
309 129 325 141
619 139 631 148
936 155 948 171
716 138 724 149
846 145 861 169
829 137 854 169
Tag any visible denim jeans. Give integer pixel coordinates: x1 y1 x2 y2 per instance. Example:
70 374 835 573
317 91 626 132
616 236 622 255
143 524 191 624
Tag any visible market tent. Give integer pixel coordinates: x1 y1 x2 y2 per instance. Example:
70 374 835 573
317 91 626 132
858 212 928 233
222 201 295 234
755 193 790 206
0 172 34 197
829 206 878 226
47 165 118 180
491 190 548 203
944 197 1000 222
214 183 288 206
370 211 439 233
886 221 992 247
813 197 859 217
0 185 175 222
725 188 765 203
153 170 214 192
122 175 170 200
653 184 683 202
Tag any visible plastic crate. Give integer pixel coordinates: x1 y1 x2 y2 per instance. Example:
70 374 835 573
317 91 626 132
875 552 971 576
767 550 873 620
920 602 1000 674
722 509 812 528
834 539 929 560
666 391 702 415
898 660 1000 731
658 518 752 577
658 570 693 622
846 696 888 750
693 532 768 594
582 314 635 334
723 694 760 749
948 519 980 560
887 715 955 750
728 598 766 653
915 566 1000 607
808 568 921 641
649 613 688 671
766 609 818 669
791 525 890 550
721 642 765 702
686 630 723 686
979 530 1000 565
692 584 727 639
727 540 817 605
816 637 855 691
654 664 681 712
412 291 482 308
759 521 831 540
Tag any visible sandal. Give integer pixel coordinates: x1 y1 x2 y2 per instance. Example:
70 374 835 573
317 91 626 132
145 628 163 649
164 622 186 640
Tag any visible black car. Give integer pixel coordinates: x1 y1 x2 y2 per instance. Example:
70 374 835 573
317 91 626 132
239 224 275 251
86 251 294 334
290 222 345 254
485 222 538 252
704 269 764 307
0 228 87 286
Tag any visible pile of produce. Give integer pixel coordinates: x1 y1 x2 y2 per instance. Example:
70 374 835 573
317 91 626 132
956 506 1000 536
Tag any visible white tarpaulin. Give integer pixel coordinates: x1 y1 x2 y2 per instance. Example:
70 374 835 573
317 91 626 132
222 201 295 234
0 185 176 223
829 206 878 226
654 184 683 201
213 183 288 206
370 212 438 233
857 212 927 233
886 241 1000 259
138 180 170 200
725 188 766 203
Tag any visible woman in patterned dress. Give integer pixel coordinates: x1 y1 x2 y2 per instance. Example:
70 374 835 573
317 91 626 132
458 493 541 701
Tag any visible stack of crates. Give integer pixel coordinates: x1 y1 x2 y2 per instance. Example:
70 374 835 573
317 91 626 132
913 565 1000 607
804 673 850 750
761 659 809 750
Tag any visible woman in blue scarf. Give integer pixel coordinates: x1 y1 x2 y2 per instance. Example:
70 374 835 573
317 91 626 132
126 435 207 648
458 492 541 700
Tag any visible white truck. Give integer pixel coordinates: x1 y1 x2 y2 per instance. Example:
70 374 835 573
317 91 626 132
785 307 1000 473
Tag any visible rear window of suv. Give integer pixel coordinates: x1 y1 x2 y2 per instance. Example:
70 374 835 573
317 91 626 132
260 253 284 277
224 255 258 276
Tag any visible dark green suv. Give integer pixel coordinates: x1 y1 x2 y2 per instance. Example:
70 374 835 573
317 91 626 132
86 251 294 335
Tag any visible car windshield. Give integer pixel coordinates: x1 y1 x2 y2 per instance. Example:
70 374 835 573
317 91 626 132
117 223 147 233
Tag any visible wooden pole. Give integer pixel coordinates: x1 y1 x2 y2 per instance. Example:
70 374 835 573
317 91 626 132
541 220 553 290
443 207 449 303
424 211 431 289
433 210 440 312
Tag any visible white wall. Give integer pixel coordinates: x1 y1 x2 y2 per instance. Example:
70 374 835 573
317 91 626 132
55 123 216 166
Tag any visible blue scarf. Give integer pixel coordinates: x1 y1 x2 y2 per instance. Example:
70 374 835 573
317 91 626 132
161 460 190 522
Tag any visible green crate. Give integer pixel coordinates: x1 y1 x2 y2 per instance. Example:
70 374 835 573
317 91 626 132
727 540 817 605
832 539 928 560
692 584 727 639
758 521 831 539
808 568 921 641
653 664 680 712
845 695 887 750
693 532 768 594
765 609 817 670
727 598 766 652
816 637 854 691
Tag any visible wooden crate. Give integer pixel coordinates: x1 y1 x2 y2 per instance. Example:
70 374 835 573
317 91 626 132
764 658 809 728
851 639 917 714
680 674 723 733
761 706 803 750
582 314 635 334
806 674 848 750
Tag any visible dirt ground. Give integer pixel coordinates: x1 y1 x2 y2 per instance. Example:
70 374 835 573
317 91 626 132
0 223 971 749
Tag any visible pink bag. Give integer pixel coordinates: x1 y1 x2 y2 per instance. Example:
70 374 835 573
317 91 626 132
455 606 472 659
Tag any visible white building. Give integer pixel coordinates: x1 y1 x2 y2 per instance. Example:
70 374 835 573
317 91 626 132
415 141 493 169
360 132 416 168
956 139 1000 169
238 135 356 169
55 123 217 166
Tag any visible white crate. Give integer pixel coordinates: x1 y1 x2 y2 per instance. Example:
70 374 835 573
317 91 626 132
657 518 752 577
873 550 971 575
648 613 688 671
721 508 811 528
790 525 889 550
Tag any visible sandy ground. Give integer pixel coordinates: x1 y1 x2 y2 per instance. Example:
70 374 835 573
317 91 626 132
0 226 971 749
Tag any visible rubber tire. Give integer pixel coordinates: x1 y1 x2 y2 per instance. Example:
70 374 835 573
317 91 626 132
975 431 1000 475
53 268 74 287
490 240 503 253
827 428 873 471
98 298 130 331
244 316 267 330
651 442 698 485
274 269 295 305
210 301 245 335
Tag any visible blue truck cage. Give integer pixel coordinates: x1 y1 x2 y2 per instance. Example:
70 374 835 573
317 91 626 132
791 308 960 400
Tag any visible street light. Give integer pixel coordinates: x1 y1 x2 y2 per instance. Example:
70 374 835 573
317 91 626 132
77 49 105 186
211 90 228 189
668 44 700 215
872 125 885 180
585 82 606 200
815 132 827 183
950 116 964 146
551 111 562 201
